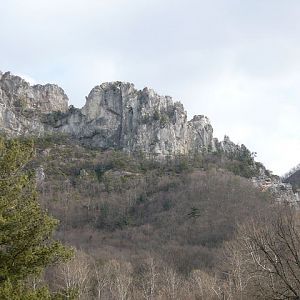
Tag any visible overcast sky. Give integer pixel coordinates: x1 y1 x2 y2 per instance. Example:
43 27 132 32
1 0 299 175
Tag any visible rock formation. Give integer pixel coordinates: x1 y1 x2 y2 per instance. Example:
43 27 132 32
0 71 68 136
252 175 299 205
1 71 298 204
283 164 300 192
0 72 215 157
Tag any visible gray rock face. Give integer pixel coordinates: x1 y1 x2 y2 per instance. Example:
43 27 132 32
52 82 214 157
35 166 45 186
219 135 240 153
0 72 68 136
187 115 214 153
282 164 300 192
0 72 215 157
252 175 299 205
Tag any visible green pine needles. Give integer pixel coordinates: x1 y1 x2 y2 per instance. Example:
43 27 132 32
0 137 73 299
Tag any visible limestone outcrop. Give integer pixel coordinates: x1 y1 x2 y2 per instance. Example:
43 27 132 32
0 72 215 157
2 71 298 203
283 164 300 192
0 71 68 136
252 175 299 205
51 82 214 156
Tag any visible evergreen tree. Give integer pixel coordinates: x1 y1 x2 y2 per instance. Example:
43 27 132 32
0 137 72 298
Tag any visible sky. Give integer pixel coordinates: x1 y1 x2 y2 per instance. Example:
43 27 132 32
0 0 299 175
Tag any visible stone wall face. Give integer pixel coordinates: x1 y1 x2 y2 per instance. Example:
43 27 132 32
50 81 214 157
0 72 68 136
0 72 216 157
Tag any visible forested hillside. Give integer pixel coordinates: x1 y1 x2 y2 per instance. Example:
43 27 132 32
29 135 285 299
32 136 271 272
1 135 300 299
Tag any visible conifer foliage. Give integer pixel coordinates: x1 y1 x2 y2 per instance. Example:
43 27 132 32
0 137 72 298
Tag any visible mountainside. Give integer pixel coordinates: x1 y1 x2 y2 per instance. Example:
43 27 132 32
0 71 217 157
1 71 298 202
30 135 273 274
1 71 300 299
0 71 68 136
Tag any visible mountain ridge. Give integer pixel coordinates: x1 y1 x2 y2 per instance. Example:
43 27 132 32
0 70 232 157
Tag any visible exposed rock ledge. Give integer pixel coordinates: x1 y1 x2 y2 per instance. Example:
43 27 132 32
2 71 297 203
0 72 216 157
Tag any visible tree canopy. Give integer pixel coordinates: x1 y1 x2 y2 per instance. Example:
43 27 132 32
0 137 72 298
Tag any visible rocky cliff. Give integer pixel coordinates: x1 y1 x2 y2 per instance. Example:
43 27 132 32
0 71 68 136
283 164 300 193
0 72 215 157
252 175 299 205
2 71 298 204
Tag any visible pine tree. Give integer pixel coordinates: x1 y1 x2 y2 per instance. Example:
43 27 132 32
0 137 73 298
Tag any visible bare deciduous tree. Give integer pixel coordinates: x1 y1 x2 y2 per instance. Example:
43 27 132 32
190 269 226 300
138 256 160 300
161 266 182 300
225 208 300 299
107 259 133 300
93 261 113 300
55 250 91 299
